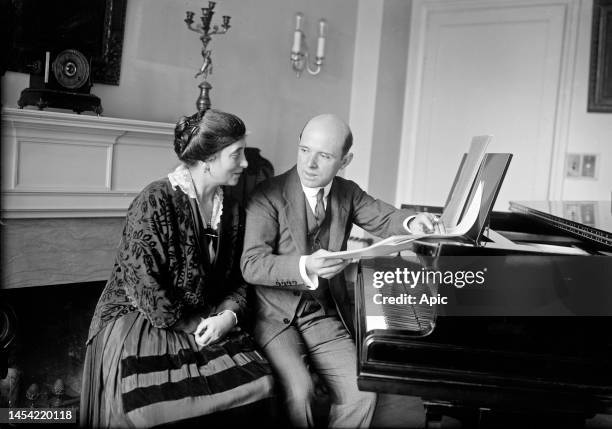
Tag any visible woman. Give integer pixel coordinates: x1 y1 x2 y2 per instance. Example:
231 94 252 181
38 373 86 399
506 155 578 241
81 110 274 428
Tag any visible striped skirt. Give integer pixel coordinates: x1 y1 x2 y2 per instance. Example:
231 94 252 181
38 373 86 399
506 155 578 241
80 312 275 428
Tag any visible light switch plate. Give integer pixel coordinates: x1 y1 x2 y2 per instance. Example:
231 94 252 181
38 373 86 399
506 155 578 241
565 153 581 177
581 154 598 178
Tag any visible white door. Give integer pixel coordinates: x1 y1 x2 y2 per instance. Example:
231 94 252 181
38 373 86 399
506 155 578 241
396 0 578 210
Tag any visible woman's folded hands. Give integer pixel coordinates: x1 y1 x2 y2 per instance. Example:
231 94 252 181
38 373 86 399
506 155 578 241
194 311 237 347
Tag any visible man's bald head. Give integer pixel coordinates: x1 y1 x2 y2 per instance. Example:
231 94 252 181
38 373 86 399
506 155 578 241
299 114 353 155
296 113 354 188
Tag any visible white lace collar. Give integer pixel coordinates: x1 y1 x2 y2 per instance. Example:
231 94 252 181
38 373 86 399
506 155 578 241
168 164 224 230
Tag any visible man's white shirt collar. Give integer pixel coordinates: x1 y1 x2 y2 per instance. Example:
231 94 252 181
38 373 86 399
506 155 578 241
301 181 332 200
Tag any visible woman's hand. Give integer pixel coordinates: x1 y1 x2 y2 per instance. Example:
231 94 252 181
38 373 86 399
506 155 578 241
194 311 236 347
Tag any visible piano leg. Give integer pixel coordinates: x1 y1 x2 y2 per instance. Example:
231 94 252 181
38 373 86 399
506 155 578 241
425 415 442 429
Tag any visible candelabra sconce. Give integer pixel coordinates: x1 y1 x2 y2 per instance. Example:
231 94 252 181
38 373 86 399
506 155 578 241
290 13 327 77
184 1 231 113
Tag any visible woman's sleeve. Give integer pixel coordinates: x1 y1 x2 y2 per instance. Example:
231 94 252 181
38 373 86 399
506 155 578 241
119 189 183 328
213 199 248 322
214 278 247 322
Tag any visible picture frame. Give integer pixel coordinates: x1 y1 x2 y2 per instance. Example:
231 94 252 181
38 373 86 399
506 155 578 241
588 0 612 112
3 0 128 86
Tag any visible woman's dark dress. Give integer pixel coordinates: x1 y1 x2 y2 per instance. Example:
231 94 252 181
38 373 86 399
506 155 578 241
80 178 273 428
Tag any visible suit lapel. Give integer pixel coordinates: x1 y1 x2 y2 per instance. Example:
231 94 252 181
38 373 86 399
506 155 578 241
282 167 308 254
328 179 349 251
328 179 353 334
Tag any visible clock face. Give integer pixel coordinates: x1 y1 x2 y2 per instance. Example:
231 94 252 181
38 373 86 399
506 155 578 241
51 49 90 90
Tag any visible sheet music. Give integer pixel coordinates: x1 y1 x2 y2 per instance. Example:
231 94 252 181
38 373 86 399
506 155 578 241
439 135 491 228
321 183 483 260
462 153 513 242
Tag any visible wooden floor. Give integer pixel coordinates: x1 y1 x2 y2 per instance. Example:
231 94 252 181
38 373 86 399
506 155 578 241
370 394 612 428
371 394 426 428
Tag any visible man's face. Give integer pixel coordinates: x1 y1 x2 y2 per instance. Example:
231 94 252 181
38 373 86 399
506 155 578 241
297 125 350 188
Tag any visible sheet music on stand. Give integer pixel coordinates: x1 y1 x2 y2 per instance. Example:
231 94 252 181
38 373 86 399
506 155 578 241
461 152 513 243
321 136 494 261
439 135 491 229
319 135 520 260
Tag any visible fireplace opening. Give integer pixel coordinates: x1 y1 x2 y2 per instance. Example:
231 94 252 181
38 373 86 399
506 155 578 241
0 281 105 409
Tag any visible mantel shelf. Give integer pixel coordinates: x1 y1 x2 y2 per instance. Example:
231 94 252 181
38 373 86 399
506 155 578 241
1 107 178 218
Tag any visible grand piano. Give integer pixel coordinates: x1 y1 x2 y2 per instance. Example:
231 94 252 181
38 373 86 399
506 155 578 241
355 200 612 428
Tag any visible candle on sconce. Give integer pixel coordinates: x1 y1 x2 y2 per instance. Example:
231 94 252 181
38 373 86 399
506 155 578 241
292 30 302 54
292 13 304 54
318 19 327 37
316 19 327 59
185 11 195 24
295 12 303 30
222 15 231 30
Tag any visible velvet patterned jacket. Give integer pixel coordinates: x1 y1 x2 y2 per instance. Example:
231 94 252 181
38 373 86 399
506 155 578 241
86 178 247 344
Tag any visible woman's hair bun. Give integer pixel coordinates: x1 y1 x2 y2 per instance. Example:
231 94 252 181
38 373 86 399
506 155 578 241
173 113 200 158
173 109 246 165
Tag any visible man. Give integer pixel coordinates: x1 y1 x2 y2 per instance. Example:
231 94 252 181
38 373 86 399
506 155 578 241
241 114 439 428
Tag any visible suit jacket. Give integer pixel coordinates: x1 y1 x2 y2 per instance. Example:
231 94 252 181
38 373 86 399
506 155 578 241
241 166 411 347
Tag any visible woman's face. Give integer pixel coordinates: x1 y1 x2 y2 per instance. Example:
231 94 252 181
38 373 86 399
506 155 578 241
207 139 248 186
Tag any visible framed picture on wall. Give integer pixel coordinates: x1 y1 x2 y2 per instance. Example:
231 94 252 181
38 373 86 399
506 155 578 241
3 0 127 85
588 0 612 112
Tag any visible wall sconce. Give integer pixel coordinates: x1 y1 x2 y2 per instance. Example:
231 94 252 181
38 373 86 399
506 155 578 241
290 13 327 77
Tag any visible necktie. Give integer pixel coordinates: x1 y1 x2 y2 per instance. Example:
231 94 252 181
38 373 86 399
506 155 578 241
315 188 326 226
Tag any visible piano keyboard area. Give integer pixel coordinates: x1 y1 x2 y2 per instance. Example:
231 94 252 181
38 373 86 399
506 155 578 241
360 258 437 336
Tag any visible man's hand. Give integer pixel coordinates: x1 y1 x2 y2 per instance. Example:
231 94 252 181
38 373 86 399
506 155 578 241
194 311 236 348
305 249 350 280
409 213 446 234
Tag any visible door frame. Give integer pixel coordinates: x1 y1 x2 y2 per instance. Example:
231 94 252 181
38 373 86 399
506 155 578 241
394 0 581 207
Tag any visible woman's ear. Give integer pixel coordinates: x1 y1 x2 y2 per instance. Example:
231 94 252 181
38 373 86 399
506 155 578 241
198 160 210 173
203 155 218 173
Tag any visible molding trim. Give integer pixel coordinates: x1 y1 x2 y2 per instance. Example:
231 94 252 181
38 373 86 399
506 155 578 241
1 107 174 135
2 208 131 219
1 191 137 219
346 0 384 190
547 0 581 200
394 0 427 205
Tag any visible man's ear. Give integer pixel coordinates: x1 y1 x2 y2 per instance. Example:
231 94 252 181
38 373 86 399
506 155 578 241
340 152 353 169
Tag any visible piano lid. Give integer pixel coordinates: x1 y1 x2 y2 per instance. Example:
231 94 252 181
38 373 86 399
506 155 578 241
509 200 612 248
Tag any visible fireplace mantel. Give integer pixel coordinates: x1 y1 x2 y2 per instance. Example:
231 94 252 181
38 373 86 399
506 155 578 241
1 108 180 288
1 108 177 218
